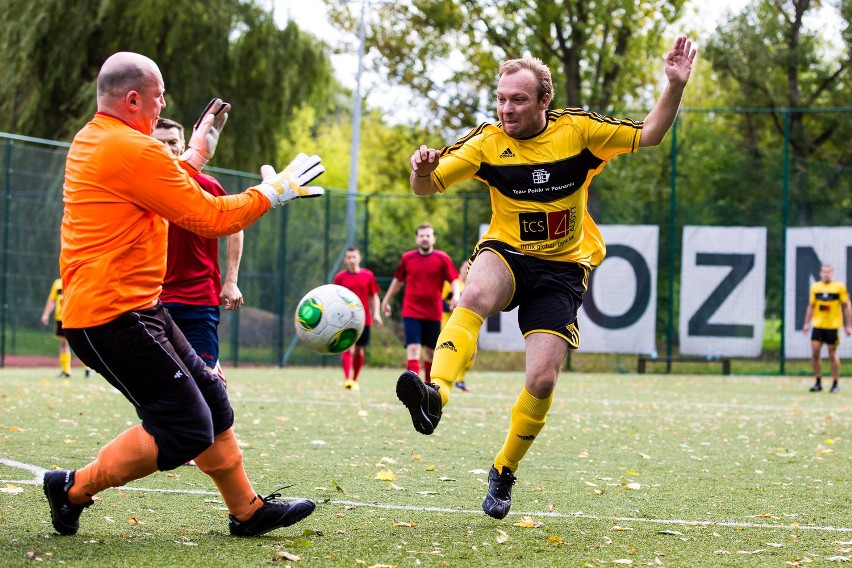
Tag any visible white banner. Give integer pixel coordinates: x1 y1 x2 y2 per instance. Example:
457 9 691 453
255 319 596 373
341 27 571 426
679 226 766 357
784 228 852 359
578 225 658 353
478 225 658 354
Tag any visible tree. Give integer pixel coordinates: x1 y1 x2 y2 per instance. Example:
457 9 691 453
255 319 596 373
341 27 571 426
704 0 851 225
326 0 687 134
0 0 334 170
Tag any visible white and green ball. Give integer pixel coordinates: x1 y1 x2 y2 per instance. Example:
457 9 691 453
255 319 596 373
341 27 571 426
294 284 365 354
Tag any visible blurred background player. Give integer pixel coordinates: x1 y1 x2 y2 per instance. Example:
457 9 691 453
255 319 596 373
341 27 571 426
381 223 459 383
442 261 473 392
802 263 852 393
333 246 382 390
153 118 244 381
40 278 90 378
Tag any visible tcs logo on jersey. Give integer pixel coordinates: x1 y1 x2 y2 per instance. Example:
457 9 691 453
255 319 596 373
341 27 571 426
518 209 575 241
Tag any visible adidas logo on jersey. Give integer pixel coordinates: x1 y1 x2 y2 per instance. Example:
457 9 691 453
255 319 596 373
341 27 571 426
499 147 515 158
436 341 458 352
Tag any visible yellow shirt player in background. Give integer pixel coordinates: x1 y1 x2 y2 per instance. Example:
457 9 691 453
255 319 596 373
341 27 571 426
40 278 90 378
442 262 473 392
802 264 852 393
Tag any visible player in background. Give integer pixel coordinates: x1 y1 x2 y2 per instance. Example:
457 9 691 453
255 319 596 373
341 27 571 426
397 36 696 518
441 261 473 392
381 223 459 383
333 246 383 390
153 118 244 381
802 263 852 393
40 278 90 378
43 51 325 538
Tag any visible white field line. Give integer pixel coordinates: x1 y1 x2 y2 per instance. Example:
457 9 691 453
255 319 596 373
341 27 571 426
3 458 850 533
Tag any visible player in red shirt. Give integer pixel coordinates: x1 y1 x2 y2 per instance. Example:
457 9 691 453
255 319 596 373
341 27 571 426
333 247 382 390
381 223 459 382
154 118 244 380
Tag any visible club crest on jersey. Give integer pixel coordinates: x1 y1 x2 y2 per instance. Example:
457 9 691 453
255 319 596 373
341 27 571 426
532 169 550 184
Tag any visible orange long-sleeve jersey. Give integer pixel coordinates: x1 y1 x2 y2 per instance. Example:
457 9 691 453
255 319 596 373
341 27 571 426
60 112 271 328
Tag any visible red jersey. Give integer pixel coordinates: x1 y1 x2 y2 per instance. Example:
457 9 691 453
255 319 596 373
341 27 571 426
393 249 458 321
161 173 226 306
333 268 379 326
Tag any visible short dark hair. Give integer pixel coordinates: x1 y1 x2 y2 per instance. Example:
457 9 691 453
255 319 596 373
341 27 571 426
344 246 360 254
416 222 434 235
155 118 184 136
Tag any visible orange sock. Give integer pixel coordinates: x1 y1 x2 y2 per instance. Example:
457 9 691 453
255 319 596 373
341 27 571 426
69 425 158 504
193 428 261 521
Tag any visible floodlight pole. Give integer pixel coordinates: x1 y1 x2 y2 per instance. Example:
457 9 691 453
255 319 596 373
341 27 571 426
345 0 367 246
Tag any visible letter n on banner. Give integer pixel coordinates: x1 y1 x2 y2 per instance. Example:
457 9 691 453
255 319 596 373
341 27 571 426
679 226 766 357
784 227 852 359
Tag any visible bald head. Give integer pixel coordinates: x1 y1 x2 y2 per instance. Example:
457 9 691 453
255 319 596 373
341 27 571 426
95 52 166 134
97 52 159 102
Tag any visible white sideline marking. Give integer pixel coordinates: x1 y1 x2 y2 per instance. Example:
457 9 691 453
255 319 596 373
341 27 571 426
3 458 850 533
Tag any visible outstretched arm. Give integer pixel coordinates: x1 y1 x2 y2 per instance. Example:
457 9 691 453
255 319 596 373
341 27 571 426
640 36 697 147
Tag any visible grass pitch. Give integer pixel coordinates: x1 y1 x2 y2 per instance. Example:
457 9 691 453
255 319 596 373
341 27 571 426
1 367 850 567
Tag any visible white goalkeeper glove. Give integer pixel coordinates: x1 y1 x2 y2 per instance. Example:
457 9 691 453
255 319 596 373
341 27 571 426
180 98 231 172
255 153 325 208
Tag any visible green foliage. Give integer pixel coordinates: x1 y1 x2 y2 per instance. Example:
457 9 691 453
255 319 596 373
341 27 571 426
0 0 334 170
327 0 687 134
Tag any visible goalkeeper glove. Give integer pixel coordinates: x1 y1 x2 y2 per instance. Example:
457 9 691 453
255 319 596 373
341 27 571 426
180 98 231 172
254 153 325 208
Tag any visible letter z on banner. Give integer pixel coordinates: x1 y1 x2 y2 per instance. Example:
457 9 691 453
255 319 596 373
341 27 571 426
679 226 766 357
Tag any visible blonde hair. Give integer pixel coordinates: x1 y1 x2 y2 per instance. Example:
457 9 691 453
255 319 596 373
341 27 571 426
498 57 554 103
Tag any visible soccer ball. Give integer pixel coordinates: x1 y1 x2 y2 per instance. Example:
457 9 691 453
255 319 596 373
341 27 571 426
294 284 365 354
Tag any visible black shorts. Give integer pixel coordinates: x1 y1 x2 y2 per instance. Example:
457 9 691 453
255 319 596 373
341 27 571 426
403 317 442 349
355 325 371 347
811 328 840 347
471 240 589 348
64 302 233 471
54 321 65 338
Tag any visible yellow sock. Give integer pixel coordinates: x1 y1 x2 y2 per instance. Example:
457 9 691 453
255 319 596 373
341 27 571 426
430 307 483 405
59 352 71 374
457 351 475 383
494 387 553 473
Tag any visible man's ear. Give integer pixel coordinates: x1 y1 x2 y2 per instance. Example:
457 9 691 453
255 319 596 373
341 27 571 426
126 90 140 110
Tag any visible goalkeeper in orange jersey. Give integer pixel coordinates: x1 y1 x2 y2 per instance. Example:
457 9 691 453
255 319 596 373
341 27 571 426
43 51 325 538
397 36 696 519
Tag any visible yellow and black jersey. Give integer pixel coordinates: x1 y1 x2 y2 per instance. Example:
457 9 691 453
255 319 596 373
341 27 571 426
48 278 63 321
433 108 642 266
809 280 850 330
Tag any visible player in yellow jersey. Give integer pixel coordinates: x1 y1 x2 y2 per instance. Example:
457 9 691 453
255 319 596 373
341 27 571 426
802 264 852 393
396 36 697 518
40 278 91 378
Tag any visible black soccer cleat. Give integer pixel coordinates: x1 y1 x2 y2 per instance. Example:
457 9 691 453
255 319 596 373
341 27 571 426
396 370 442 435
229 490 316 537
830 382 839 393
810 383 822 392
482 465 516 520
43 469 93 535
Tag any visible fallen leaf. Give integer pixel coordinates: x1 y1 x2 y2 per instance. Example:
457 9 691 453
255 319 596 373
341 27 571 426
375 470 396 481
548 535 564 545
496 529 509 544
625 482 641 490
514 516 542 528
613 560 633 565
128 516 144 525
825 556 850 562
658 530 684 536
274 551 300 561
439 476 457 482
612 526 633 531
737 549 765 555
0 485 23 494
426 465 435 471
392 520 416 527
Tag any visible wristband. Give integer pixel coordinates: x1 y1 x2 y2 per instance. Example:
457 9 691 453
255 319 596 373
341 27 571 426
413 171 431 178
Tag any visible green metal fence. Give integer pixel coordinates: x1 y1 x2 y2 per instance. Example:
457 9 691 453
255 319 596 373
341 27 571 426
1 107 849 372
